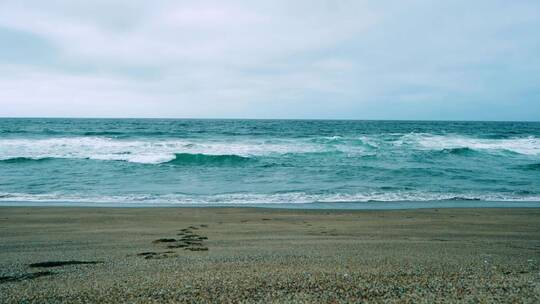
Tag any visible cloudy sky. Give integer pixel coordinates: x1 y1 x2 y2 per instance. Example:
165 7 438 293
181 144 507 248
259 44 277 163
0 0 539 120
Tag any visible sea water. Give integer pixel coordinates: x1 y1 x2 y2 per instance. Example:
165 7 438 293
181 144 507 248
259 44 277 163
0 119 539 208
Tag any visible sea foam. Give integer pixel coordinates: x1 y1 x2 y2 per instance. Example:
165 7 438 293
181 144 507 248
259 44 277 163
398 134 540 155
0 191 539 205
0 137 322 164
2 134 537 165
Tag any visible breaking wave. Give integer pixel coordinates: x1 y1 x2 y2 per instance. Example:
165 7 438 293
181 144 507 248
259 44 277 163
0 137 321 164
0 191 539 205
399 133 540 155
0 134 538 165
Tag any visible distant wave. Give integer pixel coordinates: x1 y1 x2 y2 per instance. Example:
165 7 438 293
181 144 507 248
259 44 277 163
400 133 540 155
0 130 29 134
0 191 539 205
517 163 540 171
82 131 127 136
82 131 170 137
165 153 254 166
0 157 53 164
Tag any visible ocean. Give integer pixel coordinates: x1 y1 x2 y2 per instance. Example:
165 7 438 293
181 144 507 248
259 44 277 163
0 118 539 209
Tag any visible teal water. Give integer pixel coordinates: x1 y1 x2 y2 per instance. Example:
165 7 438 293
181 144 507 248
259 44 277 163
0 119 539 208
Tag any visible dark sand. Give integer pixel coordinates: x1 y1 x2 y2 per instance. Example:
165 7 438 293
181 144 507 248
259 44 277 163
0 207 539 303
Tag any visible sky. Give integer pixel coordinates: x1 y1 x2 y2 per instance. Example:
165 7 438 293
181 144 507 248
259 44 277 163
0 0 539 121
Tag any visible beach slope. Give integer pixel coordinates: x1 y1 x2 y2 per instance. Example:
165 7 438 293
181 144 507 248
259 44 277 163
1 207 539 303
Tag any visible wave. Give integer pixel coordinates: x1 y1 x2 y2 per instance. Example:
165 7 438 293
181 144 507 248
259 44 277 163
82 131 126 136
445 196 481 201
439 147 477 156
0 137 321 164
0 130 29 135
0 157 53 164
517 163 540 171
399 133 540 155
165 153 254 166
308 133 540 156
0 191 539 205
82 131 171 137
0 134 538 165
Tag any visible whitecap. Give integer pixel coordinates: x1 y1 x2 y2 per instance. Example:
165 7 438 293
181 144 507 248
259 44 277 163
0 137 323 164
1 191 539 205
398 133 540 155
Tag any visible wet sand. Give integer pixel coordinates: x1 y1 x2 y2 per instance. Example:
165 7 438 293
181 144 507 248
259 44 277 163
0 207 539 303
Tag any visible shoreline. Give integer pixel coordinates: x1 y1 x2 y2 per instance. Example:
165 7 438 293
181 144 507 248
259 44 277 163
1 199 539 210
1 207 539 302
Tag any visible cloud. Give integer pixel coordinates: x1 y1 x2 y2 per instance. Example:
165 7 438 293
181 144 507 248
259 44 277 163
0 1 376 66
0 0 539 120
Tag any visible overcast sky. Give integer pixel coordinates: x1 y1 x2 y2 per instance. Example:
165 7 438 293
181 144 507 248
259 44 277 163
0 0 539 120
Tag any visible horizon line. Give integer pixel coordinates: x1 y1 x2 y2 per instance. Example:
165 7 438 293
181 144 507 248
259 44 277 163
0 116 539 123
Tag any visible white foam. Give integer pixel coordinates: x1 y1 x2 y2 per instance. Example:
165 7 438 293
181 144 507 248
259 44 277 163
1 134 538 164
399 134 540 155
0 137 323 164
1 191 539 205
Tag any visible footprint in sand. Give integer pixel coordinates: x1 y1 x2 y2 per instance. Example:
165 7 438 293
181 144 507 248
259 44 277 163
29 261 102 268
0 272 53 284
137 251 178 259
142 225 210 258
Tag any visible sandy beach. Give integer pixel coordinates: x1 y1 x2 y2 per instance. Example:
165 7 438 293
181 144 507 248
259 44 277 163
0 207 539 303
